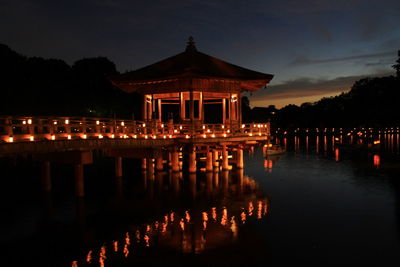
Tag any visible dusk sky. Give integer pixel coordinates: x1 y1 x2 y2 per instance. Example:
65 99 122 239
1 0 399 108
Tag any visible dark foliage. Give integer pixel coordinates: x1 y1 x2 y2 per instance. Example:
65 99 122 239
0 44 141 118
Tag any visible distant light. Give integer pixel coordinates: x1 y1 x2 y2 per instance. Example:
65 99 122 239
121 122 125 126
82 134 87 139
27 119 32 124
111 134 115 139
241 124 245 128
145 135 148 139
8 137 13 143
22 120 26 125
133 135 137 139
54 121 58 125
98 134 103 139
96 120 100 125
51 135 55 140
163 135 167 139
185 135 190 139
143 123 146 127
29 136 34 141
203 134 206 138
65 119 69 125
67 135 71 140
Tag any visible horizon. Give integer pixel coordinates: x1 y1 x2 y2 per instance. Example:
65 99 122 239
1 0 399 108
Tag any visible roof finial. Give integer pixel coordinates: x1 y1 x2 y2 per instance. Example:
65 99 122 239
186 36 197 52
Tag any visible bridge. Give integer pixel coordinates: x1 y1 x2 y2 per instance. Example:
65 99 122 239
0 116 270 197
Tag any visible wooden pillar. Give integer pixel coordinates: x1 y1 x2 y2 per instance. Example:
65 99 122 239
156 156 164 171
190 90 194 135
199 92 203 122
205 147 213 172
115 157 123 177
236 148 244 169
188 146 196 173
238 93 242 124
172 150 180 172
141 158 147 170
158 99 162 122
147 158 154 174
179 92 185 121
41 161 51 192
212 149 219 170
222 98 226 125
74 164 84 197
222 145 229 170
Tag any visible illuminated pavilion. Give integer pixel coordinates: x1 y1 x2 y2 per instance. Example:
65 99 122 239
110 37 273 129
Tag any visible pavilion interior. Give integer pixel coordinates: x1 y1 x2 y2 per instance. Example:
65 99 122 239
143 91 241 125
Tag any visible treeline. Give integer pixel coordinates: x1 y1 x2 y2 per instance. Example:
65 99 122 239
244 52 400 128
0 43 141 118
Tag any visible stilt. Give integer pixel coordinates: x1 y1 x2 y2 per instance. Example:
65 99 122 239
141 158 147 170
41 161 51 192
156 157 164 171
205 148 213 172
189 147 196 173
74 164 84 197
236 148 244 169
147 158 154 174
115 156 123 177
212 150 219 171
222 145 229 170
172 151 180 172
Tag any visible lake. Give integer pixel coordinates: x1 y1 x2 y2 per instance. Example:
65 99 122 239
1 134 399 266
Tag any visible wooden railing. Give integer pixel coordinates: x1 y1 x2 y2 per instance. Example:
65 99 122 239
0 116 269 143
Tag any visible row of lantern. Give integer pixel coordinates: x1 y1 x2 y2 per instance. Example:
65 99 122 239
5 131 267 143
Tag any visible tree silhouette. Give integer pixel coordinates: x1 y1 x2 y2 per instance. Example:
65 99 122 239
393 50 400 78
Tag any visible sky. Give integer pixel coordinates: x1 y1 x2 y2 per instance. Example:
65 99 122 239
1 0 400 108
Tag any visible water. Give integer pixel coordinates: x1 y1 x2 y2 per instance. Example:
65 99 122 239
1 134 400 266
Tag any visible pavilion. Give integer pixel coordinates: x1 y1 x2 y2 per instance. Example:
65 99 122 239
110 37 273 130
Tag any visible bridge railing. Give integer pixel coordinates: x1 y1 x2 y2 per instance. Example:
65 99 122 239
0 116 269 143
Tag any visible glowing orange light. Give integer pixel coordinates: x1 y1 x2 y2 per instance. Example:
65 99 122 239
142 123 146 127
86 250 92 263
96 120 100 125
29 135 34 141
373 140 380 145
241 124 245 128
223 133 227 137
169 134 173 138
54 121 57 125
174 129 178 133
145 135 148 139
163 135 167 139
98 134 103 139
185 135 190 139
67 135 71 140
121 121 125 126
22 120 26 125
27 119 32 124
51 135 55 140
113 241 118 252
211 134 215 138
249 133 253 137
133 135 137 139
185 210 191 222
82 134 87 139
8 137 13 143
152 135 156 139
180 218 185 231
65 119 69 124
203 134 206 138
373 154 380 168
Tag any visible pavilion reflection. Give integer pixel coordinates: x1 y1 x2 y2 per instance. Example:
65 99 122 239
71 168 269 266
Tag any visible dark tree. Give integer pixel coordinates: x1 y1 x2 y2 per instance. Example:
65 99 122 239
393 50 400 77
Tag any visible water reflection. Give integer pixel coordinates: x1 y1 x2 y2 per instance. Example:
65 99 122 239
70 168 269 266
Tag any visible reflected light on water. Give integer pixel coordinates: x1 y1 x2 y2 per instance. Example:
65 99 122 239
373 154 381 168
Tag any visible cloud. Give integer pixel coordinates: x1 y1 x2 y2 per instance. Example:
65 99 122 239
250 70 393 103
292 51 395 66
